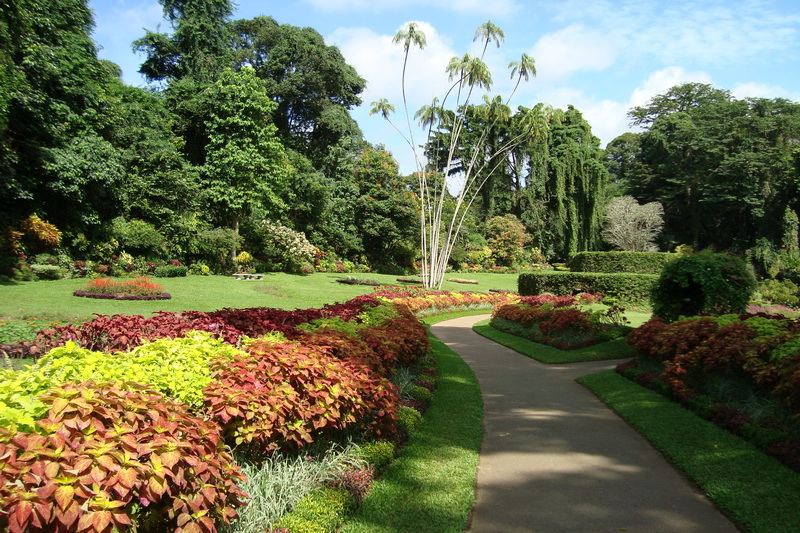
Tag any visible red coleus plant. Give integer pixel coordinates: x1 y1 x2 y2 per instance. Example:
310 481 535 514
0 382 246 533
205 340 400 455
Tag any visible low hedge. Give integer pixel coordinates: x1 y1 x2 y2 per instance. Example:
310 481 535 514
153 264 189 277
568 251 676 274
518 271 657 305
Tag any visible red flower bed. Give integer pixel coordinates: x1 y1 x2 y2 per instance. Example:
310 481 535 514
74 276 171 300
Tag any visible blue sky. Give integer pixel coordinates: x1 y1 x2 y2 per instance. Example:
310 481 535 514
89 0 800 173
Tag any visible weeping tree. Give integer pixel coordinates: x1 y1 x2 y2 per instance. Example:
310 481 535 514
371 21 544 288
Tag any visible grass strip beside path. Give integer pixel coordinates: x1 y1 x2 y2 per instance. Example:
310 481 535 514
472 319 636 363
579 370 800 533
341 325 483 533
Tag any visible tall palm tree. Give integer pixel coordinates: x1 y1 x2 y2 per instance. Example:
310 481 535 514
474 20 505 59
508 53 537 101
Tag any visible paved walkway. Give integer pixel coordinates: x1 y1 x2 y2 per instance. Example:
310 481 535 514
431 315 741 533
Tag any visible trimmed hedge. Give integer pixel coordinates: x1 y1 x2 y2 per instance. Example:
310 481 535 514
568 251 676 274
153 264 189 277
518 271 657 305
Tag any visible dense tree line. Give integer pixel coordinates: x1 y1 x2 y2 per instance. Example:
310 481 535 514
2 0 798 279
606 82 800 275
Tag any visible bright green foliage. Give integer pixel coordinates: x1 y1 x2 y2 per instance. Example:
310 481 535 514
202 67 290 234
757 278 800 307
357 303 401 327
109 217 166 256
0 368 52 432
357 440 396 474
395 406 422 437
275 487 354 533
651 252 756 321
0 333 245 430
353 146 420 270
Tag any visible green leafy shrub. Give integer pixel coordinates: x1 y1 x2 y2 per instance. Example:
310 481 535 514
153 264 188 277
274 487 354 533
651 252 756 322
110 216 166 256
568 251 675 274
396 406 422 437
358 440 396 474
190 226 241 273
258 221 317 273
408 384 433 406
0 381 246 533
518 271 657 305
29 264 62 280
485 214 530 267
756 278 799 307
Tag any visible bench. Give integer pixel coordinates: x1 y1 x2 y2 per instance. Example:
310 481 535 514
232 273 264 281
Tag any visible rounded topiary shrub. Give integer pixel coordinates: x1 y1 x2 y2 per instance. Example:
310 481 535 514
651 252 756 322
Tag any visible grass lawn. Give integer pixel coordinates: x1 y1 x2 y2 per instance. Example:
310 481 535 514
0 272 521 322
472 318 638 363
580 370 800 533
341 314 484 533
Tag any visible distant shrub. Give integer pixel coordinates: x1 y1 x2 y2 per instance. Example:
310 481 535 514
110 216 165 256
29 264 62 280
651 252 756 322
153 264 188 277
518 271 657 305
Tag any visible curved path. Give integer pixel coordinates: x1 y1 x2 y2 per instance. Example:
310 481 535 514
431 315 740 533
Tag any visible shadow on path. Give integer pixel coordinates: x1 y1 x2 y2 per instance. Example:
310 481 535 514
432 315 741 533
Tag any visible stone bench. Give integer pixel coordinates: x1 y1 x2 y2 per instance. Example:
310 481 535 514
232 273 264 281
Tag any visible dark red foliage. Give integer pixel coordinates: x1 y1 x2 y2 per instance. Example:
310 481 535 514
707 405 751 433
20 296 387 357
769 440 800 471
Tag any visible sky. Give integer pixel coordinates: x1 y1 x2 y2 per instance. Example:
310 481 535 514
89 0 800 174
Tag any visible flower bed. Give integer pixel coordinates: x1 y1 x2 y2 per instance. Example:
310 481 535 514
621 312 800 472
489 293 631 350
0 288 496 532
73 275 171 300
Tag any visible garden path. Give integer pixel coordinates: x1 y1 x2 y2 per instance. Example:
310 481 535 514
431 315 741 533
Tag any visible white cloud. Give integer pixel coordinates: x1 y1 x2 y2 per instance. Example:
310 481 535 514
303 0 519 17
731 81 800 101
530 24 617 81
551 0 800 68
628 66 713 108
328 21 459 172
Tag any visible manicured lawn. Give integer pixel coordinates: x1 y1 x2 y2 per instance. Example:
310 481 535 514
580 370 800 533
0 272 520 321
341 315 483 533
472 319 638 363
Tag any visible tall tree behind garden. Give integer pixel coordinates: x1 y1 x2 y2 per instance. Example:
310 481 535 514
201 68 290 260
623 82 800 252
229 16 366 167
0 0 120 231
